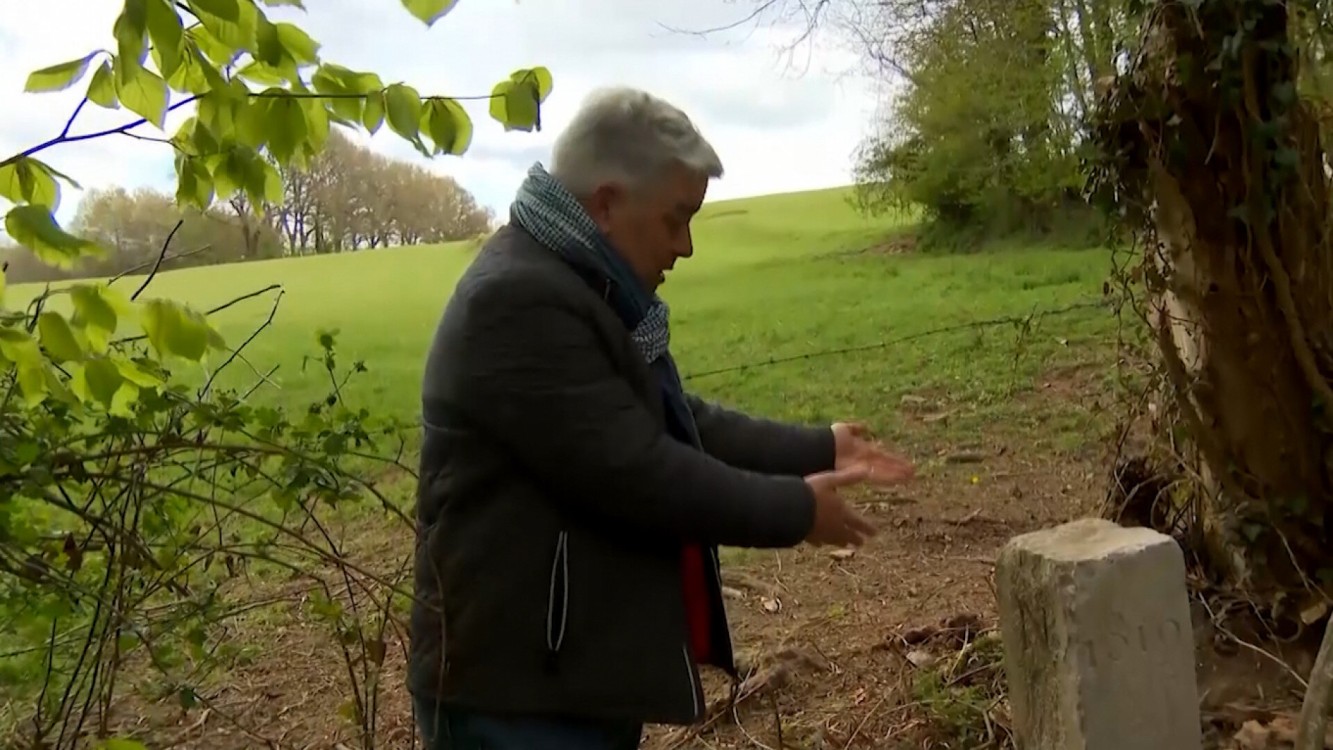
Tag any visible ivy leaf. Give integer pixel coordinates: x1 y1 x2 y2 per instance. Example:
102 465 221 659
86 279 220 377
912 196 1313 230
87 61 119 108
400 0 458 26
115 64 170 128
25 52 101 93
384 83 423 142
37 311 85 363
423 98 472 155
5 205 102 268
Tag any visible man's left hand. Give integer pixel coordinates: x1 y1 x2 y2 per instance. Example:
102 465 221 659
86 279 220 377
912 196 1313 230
832 422 915 485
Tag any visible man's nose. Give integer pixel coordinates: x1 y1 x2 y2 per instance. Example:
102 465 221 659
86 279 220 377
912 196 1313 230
676 229 694 258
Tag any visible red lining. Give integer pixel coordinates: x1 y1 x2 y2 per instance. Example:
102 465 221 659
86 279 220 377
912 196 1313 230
680 544 712 664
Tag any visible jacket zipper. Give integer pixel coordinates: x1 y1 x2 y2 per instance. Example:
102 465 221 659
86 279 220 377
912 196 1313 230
681 642 702 717
546 531 569 653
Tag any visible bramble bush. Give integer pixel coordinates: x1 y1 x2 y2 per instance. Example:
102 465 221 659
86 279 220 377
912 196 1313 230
0 1 550 747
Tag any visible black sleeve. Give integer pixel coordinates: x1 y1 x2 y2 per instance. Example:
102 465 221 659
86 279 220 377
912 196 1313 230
442 276 815 549
685 394 836 477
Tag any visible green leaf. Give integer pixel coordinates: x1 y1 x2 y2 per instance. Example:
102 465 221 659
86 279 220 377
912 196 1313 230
385 83 423 141
489 78 540 132
0 327 41 369
37 311 85 363
139 299 224 361
275 22 319 64
254 14 283 66
187 25 240 67
265 95 307 164
193 0 259 52
301 96 330 152
16 362 49 406
84 357 125 406
400 0 458 26
146 0 185 79
0 328 47 406
188 0 241 22
362 91 385 134
511 66 554 102
114 0 150 71
5 205 101 268
235 97 274 148
87 61 119 108
176 155 215 209
0 157 61 210
25 52 100 93
114 356 164 387
115 64 169 128
260 159 284 204
70 283 126 352
424 98 472 155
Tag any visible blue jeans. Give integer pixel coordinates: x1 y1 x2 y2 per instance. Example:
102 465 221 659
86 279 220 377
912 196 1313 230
413 696 643 750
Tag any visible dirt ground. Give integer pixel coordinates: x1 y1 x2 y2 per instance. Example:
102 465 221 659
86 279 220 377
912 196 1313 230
65 365 1318 748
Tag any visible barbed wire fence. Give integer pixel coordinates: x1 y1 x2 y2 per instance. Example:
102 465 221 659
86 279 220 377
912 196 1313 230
681 298 1113 383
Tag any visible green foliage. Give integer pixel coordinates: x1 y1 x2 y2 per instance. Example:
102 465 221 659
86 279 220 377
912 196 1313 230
854 0 1127 246
0 1 551 745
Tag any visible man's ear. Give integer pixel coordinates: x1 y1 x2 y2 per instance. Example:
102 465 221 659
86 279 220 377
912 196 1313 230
583 184 620 233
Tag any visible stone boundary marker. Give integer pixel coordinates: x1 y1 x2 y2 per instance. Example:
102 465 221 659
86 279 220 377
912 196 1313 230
996 518 1202 749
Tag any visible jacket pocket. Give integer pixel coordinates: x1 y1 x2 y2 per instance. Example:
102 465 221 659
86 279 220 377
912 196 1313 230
546 531 569 653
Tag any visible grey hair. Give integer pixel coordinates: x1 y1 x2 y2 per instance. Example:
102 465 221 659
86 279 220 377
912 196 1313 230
549 87 724 197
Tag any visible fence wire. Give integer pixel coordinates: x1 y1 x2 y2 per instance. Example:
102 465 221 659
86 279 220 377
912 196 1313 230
681 298 1110 382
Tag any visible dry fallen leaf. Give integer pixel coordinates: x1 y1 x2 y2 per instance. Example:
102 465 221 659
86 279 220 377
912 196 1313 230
761 596 782 614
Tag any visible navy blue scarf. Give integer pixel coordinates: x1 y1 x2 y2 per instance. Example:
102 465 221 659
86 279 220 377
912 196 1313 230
510 163 701 447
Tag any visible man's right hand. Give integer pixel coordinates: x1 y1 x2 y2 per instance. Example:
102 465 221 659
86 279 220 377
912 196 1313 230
803 467 878 547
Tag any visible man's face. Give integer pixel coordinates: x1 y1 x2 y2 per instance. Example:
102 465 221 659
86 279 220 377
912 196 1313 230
582 162 709 292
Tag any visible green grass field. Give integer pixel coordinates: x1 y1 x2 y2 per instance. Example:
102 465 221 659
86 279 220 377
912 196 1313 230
12 186 1116 442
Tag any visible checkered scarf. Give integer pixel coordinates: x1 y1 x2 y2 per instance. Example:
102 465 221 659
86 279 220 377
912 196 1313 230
511 162 671 364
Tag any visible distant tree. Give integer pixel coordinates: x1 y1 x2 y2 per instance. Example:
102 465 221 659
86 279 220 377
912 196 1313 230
272 129 492 253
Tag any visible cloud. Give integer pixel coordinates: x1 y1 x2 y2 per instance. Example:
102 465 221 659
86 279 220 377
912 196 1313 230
0 0 875 227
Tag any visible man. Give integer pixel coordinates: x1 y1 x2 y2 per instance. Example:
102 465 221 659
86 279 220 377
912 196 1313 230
410 87 915 750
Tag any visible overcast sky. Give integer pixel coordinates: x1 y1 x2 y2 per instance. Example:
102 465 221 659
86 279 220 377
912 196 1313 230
0 0 877 224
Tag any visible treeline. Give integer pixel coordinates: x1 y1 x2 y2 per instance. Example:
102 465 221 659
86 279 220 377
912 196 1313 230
2 129 494 283
816 0 1130 244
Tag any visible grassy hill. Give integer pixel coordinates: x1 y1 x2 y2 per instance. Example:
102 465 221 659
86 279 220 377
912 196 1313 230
11 185 1115 439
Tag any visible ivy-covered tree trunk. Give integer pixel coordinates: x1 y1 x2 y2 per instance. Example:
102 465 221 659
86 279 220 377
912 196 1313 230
1095 0 1333 603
